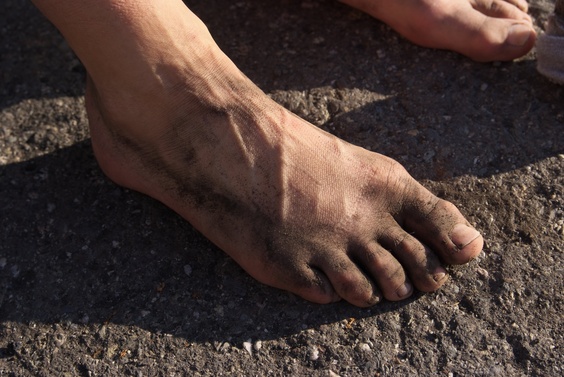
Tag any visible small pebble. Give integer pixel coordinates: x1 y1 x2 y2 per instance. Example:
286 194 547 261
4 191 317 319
10 265 19 278
312 37 325 45
221 342 230 353
243 339 253 356
211 306 223 317
184 264 192 276
309 346 319 361
477 267 489 279
357 343 371 352
54 332 66 347
254 340 262 351
98 325 107 338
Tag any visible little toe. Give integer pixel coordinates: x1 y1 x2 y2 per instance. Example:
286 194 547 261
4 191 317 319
256 260 341 305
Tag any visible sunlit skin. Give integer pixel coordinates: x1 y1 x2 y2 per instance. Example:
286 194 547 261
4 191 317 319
341 0 536 62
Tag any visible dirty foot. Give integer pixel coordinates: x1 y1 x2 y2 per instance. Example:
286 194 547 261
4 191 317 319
41 0 483 306
340 0 536 61
87 75 483 306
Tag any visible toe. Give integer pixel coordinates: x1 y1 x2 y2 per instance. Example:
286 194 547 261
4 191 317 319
352 240 414 301
473 0 531 21
376 220 449 293
469 17 536 61
251 257 341 305
402 187 483 266
315 252 382 307
411 0 536 61
505 0 529 13
295 267 343 304
448 9 536 61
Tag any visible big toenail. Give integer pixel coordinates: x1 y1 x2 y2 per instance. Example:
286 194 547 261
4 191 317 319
450 224 481 251
508 24 533 46
396 282 412 298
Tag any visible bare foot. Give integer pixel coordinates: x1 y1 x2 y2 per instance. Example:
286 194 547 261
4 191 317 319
340 0 537 61
34 0 483 306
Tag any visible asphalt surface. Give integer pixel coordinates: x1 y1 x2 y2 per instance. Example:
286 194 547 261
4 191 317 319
1 0 562 375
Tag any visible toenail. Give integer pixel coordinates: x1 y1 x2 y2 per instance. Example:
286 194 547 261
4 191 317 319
433 271 447 283
433 266 448 283
508 24 533 46
396 282 412 298
450 224 481 251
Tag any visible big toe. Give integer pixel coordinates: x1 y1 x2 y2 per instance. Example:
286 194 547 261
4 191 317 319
449 0 536 61
402 186 483 266
414 1 537 61
462 19 537 62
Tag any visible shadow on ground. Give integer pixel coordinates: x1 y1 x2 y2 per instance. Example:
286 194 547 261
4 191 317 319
0 140 421 345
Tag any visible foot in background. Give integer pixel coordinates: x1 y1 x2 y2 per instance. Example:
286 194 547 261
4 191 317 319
340 0 537 62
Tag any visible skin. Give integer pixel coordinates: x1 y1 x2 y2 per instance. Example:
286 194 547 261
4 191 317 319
26 0 534 307
341 0 536 62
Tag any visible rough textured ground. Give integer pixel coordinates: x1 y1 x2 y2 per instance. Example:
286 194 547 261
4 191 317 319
0 0 562 376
